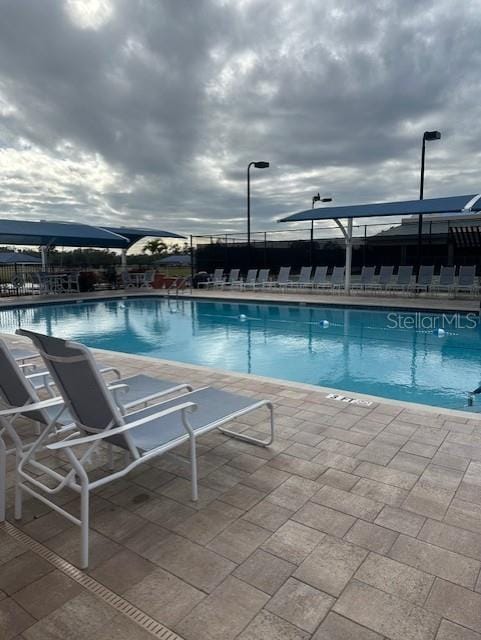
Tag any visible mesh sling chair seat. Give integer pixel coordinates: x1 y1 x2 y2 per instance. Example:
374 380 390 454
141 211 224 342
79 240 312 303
286 266 312 288
388 266 414 293
264 267 291 289
0 336 193 523
365 265 394 291
351 266 376 291
432 266 455 294
311 266 329 288
14 330 275 568
414 265 434 293
217 268 242 288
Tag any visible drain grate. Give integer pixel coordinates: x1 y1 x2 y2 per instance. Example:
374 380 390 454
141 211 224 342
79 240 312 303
1 521 184 640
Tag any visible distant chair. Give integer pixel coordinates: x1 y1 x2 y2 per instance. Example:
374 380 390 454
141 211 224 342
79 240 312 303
251 269 270 288
219 269 242 288
432 266 455 295
121 271 134 288
265 267 291 289
287 266 312 288
311 266 329 289
328 266 345 292
140 271 155 288
456 265 477 296
352 266 376 291
389 266 413 294
31 271 50 295
198 268 224 289
67 272 81 293
235 269 257 289
368 265 394 292
414 265 434 294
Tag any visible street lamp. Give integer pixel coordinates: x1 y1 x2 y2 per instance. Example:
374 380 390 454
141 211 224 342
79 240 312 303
310 194 333 265
247 161 269 265
417 130 441 268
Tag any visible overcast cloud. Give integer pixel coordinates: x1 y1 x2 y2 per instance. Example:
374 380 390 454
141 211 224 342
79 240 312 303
0 0 481 245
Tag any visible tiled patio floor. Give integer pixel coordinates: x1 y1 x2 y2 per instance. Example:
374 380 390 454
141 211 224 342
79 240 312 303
2 332 481 639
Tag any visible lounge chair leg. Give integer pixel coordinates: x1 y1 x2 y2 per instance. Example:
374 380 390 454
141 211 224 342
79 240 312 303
107 444 114 471
0 440 5 522
80 482 90 569
190 436 198 502
14 453 22 520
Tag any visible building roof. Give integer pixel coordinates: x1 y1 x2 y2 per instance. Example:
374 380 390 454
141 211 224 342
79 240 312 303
0 251 41 264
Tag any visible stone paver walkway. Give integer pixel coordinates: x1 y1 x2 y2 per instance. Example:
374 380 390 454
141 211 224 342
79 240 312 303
2 337 481 639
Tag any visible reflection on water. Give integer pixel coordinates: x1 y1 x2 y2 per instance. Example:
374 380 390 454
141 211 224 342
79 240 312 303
1 297 480 411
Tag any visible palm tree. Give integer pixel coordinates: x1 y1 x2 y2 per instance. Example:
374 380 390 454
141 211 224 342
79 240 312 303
142 239 167 256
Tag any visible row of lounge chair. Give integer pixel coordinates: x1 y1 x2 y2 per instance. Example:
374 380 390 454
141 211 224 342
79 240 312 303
201 265 479 295
0 333 275 568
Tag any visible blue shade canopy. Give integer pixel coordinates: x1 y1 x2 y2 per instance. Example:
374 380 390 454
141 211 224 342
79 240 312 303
0 220 129 248
103 226 185 248
278 194 481 222
0 251 41 264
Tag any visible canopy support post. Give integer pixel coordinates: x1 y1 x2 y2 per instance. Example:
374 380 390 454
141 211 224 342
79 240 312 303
40 246 48 270
121 248 127 272
333 218 353 295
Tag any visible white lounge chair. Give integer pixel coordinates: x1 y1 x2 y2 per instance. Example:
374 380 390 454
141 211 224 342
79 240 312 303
264 267 291 289
140 271 155 288
218 269 241 288
235 269 257 289
456 266 477 296
13 330 274 568
351 266 376 291
414 265 434 294
367 265 394 292
311 266 329 289
432 266 455 295
388 266 413 294
286 266 312 288
251 269 270 288
328 267 345 292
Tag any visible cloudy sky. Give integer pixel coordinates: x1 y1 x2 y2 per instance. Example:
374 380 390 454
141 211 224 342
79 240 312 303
0 0 480 245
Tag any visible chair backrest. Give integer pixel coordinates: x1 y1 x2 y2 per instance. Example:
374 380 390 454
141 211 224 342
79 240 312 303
458 265 476 286
121 271 132 285
331 267 345 284
417 265 434 286
213 269 224 282
360 266 375 284
277 267 291 283
378 266 394 285
298 266 312 283
313 266 328 284
0 339 47 424
245 269 257 283
17 330 124 436
258 269 270 282
396 266 413 285
143 271 155 284
439 266 455 286
228 269 240 282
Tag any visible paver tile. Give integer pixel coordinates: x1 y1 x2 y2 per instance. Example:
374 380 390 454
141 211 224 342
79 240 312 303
207 518 271 563
0 551 52 595
312 485 382 521
418 519 481 561
123 568 205 627
355 461 418 489
0 598 36 640
13 571 82 620
334 580 440 640
312 612 384 640
355 552 434 605
293 501 355 537
295 535 368 596
238 610 310 640
242 498 294 532
426 579 481 633
316 468 360 491
266 577 334 633
389 534 480 589
344 520 398 554
435 620 481 640
351 477 408 506
261 520 325 565
175 575 269 640
89 549 155 594
374 505 425 536
233 549 295 594
267 476 320 511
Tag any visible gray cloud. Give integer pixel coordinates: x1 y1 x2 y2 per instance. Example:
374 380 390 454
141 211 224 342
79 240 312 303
0 0 480 245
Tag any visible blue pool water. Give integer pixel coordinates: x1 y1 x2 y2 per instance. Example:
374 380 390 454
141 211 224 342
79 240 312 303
1 297 481 411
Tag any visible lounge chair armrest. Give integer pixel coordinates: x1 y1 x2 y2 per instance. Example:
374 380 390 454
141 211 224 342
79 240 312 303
46 401 197 450
99 366 121 379
0 396 64 416
107 383 129 394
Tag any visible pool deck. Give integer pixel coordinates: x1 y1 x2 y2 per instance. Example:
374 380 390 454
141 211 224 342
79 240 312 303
2 292 481 639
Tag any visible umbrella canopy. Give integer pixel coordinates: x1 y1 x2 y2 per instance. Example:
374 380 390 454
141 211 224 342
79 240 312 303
102 226 185 248
0 220 129 248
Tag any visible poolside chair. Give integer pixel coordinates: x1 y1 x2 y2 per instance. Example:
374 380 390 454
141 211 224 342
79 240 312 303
13 330 274 568
286 266 312 288
414 265 434 294
66 272 81 293
140 271 155 288
456 265 477 296
218 269 241 288
121 271 134 289
389 266 413 294
198 268 224 289
264 267 291 289
327 267 345 292
432 266 455 295
351 266 376 291
236 269 257 289
367 265 394 292
311 266 329 289
251 269 270 289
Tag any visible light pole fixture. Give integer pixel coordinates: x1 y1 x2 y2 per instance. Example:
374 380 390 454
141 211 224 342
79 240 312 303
247 161 270 264
310 195 333 265
417 130 441 268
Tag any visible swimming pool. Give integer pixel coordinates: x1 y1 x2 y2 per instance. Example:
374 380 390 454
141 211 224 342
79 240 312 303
1 297 481 411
